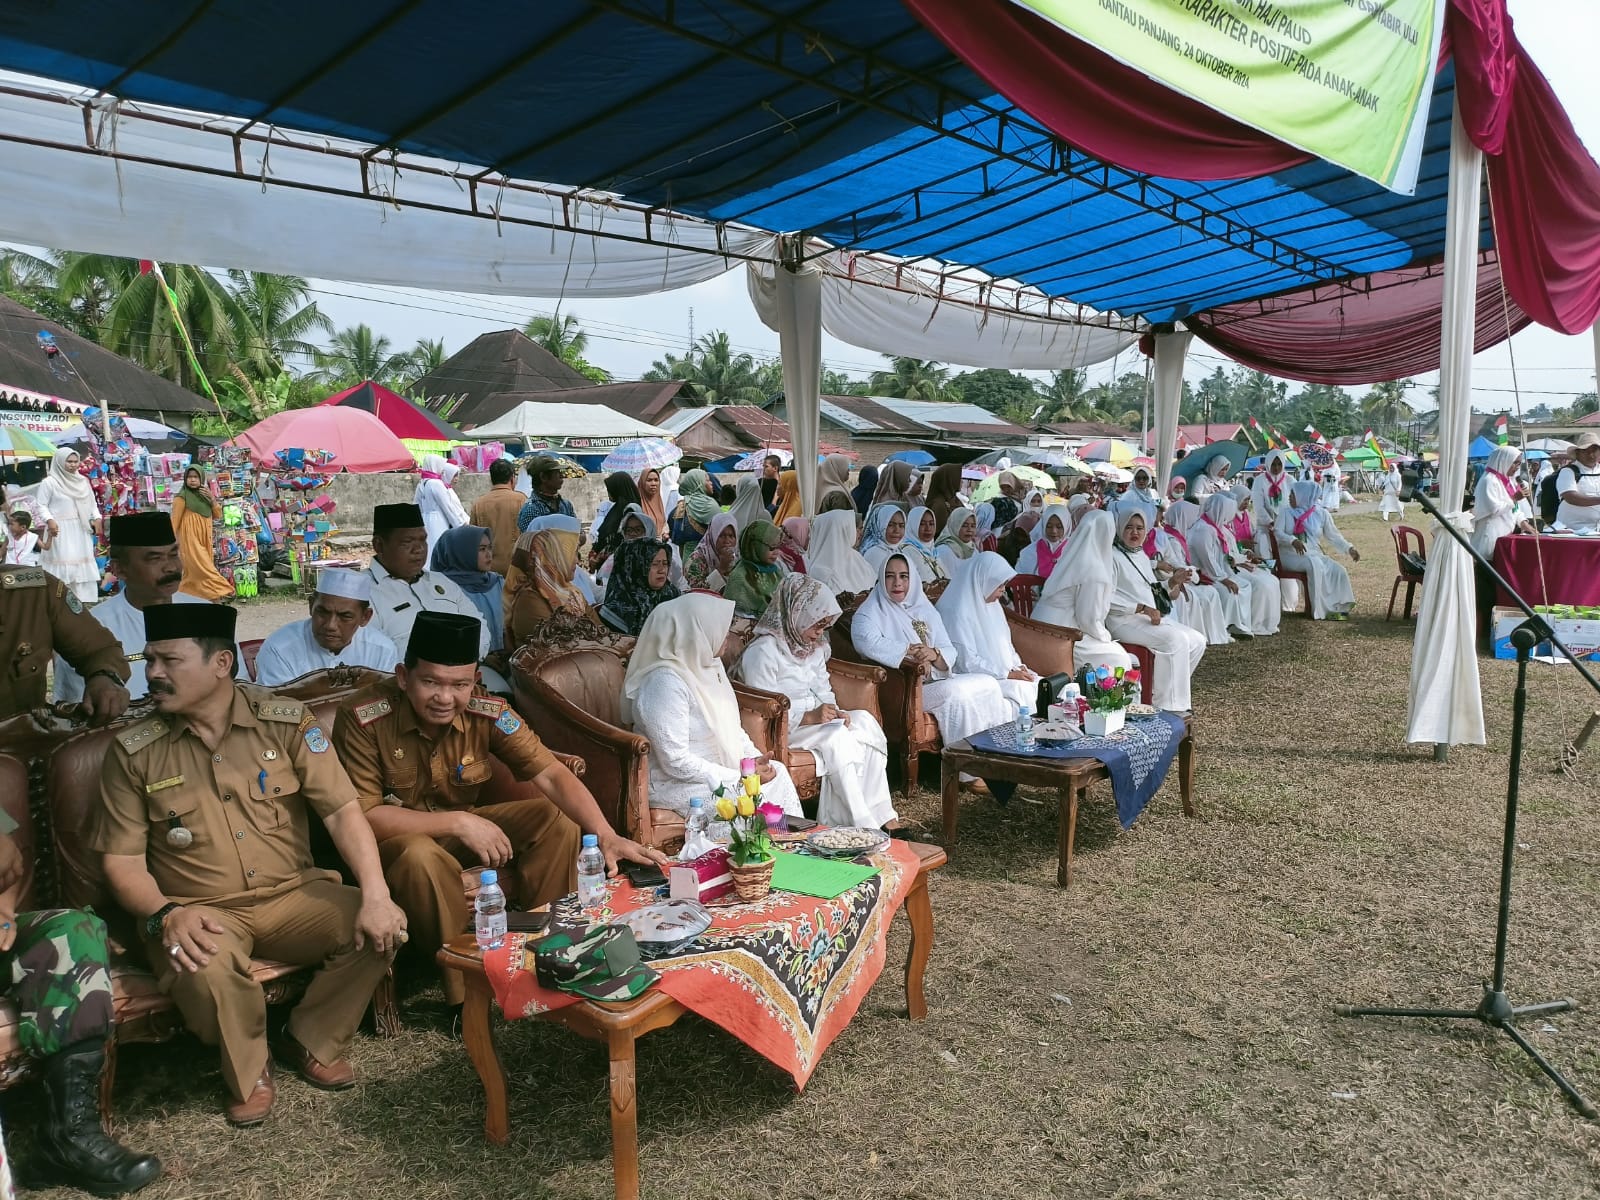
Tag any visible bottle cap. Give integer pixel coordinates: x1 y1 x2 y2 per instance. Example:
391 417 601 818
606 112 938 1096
689 798 703 809
582 834 599 848
480 869 498 885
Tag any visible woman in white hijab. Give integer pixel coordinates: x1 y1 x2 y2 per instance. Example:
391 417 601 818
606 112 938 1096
1129 467 1161 510
1471 445 1533 556
1107 504 1208 712
1159 500 1235 645
902 505 948 583
861 503 927 580
1192 494 1281 637
728 474 770 529
415 454 469 558
850 551 1013 747
1034 510 1135 674
1250 450 1294 558
36 448 101 604
935 552 1037 712
1022 489 1046 520
934 507 978 577
1014 503 1070 579
1378 463 1405 522
622 593 802 819
1276 480 1359 620
805 509 876 596
972 501 999 552
1190 454 1233 500
734 575 897 830
1319 466 1344 511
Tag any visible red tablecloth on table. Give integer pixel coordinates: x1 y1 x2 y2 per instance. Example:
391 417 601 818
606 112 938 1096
482 841 919 1088
1493 534 1600 606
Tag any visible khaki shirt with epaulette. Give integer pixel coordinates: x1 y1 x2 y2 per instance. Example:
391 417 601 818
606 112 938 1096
332 678 555 813
0 567 128 719
93 684 358 907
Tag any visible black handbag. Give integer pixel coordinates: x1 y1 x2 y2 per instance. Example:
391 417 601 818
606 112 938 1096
1149 580 1174 616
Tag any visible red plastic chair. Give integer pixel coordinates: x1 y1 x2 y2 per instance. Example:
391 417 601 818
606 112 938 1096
1387 525 1427 620
1005 574 1045 618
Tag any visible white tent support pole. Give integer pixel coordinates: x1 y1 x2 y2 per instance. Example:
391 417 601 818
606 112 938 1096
1152 328 1192 499
1591 317 1599 394
1406 98 1486 753
774 237 823 517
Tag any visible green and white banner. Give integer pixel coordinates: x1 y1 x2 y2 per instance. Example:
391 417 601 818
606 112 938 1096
1014 0 1447 192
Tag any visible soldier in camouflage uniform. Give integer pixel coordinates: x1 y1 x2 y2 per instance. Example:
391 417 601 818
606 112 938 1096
0 824 161 1195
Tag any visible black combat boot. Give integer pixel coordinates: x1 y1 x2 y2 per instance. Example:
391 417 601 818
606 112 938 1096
27 1040 161 1196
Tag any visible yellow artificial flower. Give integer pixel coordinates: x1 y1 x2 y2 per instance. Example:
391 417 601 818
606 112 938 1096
715 797 737 821
737 795 756 818
743 774 761 798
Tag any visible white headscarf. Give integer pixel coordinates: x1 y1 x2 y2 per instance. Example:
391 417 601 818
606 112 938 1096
728 474 769 529
973 502 997 544
1023 489 1045 516
420 453 449 477
1206 454 1230 479
1201 493 1241 555
621 593 745 763
45 450 95 519
853 549 945 653
805 509 876 594
1165 499 1203 539
658 463 682 516
935 551 1019 679
1475 446 1523 516
1033 504 1071 548
1065 493 1091 531
1039 508 1115 609
441 463 462 486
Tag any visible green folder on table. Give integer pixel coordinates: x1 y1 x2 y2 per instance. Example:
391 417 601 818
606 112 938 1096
770 851 879 899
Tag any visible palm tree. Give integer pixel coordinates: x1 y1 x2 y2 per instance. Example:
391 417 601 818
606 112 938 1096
313 324 415 389
525 311 611 382
397 337 446 386
868 356 954 401
1360 380 1417 436
641 331 767 405
1039 368 1090 420
225 270 331 382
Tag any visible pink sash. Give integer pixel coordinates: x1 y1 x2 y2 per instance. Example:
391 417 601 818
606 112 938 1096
1266 473 1286 500
1488 469 1518 496
1201 514 1234 555
1160 526 1189 559
1035 538 1066 578
1292 506 1317 537
1229 513 1253 544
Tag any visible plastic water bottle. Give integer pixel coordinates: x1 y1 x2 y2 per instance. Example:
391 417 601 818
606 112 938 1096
577 834 607 916
1016 702 1036 751
474 870 507 952
685 798 710 841
1062 683 1084 726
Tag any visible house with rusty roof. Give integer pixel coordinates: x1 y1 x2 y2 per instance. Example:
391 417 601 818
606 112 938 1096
767 394 1033 465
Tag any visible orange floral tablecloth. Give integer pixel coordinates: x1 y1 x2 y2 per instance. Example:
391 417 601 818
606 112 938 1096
483 841 920 1087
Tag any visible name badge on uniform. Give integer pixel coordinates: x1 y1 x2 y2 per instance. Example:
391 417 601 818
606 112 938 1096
145 776 185 794
392 602 412 612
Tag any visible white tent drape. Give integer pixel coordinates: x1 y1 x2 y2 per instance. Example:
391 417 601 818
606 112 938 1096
748 252 1138 371
1407 100 1485 748
770 260 824 517
1151 330 1193 499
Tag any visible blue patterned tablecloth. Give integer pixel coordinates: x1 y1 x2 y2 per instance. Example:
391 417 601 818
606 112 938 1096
969 713 1186 828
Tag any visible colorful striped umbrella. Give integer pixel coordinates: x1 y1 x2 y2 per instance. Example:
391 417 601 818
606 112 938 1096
1077 438 1139 466
0 423 58 459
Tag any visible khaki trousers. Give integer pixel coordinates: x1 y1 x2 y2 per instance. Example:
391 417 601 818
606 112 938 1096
148 879 393 1101
378 794 581 1003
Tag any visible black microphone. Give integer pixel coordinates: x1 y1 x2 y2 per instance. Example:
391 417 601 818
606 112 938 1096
1399 469 1419 501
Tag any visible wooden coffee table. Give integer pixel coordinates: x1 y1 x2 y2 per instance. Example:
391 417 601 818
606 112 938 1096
437 840 947 1200
941 717 1194 887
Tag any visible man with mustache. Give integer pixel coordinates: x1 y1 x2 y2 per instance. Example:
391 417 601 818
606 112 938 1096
94 602 406 1126
54 511 231 703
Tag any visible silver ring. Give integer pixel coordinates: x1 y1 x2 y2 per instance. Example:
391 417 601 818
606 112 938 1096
395 930 409 945
167 944 181 956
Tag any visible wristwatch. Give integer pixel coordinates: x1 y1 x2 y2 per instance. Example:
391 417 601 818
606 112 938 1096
144 902 182 941
86 669 126 687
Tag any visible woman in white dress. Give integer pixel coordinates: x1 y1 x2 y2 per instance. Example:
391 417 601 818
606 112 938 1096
1014 504 1070 579
1155 501 1234 645
1250 450 1294 558
1471 445 1533 557
1189 454 1233 501
415 454 468 559
1034 510 1135 675
850 552 1013 749
1319 467 1343 511
806 509 876 596
621 593 802 820
862 503 933 582
1107 505 1208 712
1192 494 1281 637
1129 467 1161 511
935 552 1037 712
1379 464 1406 522
36 449 101 604
734 575 898 829
934 507 977 577
902 505 949 584
1276 481 1360 620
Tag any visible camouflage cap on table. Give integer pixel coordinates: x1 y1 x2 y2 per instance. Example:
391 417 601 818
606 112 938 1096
532 924 658 1001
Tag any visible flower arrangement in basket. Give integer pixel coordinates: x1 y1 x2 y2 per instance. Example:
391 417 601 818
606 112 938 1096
1077 663 1141 736
713 763 776 900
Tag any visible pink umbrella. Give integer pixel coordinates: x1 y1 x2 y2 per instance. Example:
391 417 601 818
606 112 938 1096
232 406 415 472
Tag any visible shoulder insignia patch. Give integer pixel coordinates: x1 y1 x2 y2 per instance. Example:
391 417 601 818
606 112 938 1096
116 718 169 753
304 726 330 754
465 696 505 719
495 707 522 735
355 698 392 726
64 590 84 614
0 568 45 590
254 698 305 724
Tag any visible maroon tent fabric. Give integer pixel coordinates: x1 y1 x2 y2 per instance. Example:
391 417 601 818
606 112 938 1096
902 0 1600 335
1185 251 1532 385
319 380 463 442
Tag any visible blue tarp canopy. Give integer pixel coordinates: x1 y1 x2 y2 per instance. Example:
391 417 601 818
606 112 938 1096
1467 436 1500 459
0 1 1483 323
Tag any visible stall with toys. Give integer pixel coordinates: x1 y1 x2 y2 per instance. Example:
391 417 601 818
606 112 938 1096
202 445 263 598
259 448 360 591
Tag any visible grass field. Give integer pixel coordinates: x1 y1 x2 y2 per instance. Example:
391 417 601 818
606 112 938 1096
20 505 1600 1199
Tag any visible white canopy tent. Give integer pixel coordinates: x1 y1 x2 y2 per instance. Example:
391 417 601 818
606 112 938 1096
460 402 670 444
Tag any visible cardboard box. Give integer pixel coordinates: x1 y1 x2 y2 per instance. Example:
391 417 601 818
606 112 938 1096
1492 606 1600 662
669 849 733 903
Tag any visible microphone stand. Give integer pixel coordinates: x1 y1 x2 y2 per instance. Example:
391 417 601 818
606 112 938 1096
1336 475 1596 1118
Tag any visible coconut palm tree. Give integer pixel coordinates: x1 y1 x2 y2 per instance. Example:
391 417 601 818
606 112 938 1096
642 331 767 405
1039 368 1090 420
525 311 610 382
397 337 446 386
868 356 955 401
225 270 331 382
1360 380 1417 437
313 324 415 389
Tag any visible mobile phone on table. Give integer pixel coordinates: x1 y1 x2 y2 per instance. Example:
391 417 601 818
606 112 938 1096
506 910 550 933
785 817 819 832
622 859 669 888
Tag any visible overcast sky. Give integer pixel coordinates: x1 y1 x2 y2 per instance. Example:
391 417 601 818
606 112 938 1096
82 3 1600 411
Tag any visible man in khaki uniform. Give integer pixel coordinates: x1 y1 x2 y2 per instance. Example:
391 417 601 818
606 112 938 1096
0 563 129 722
94 603 407 1126
332 611 666 1004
